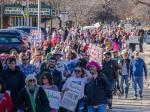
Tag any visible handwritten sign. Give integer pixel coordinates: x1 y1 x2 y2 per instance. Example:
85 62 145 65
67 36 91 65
61 90 80 112
88 44 102 65
60 81 83 111
44 89 61 109
30 29 42 48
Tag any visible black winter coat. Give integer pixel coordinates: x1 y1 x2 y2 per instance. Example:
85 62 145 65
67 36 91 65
17 86 50 112
1 66 25 110
85 73 112 106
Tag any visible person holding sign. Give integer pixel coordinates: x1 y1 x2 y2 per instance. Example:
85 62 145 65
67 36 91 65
85 61 111 112
61 66 92 112
40 72 59 112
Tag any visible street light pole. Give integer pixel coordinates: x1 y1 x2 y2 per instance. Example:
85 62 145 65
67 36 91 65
27 0 29 26
38 0 41 30
0 0 3 29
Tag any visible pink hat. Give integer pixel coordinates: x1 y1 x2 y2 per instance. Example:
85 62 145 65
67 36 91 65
86 61 102 71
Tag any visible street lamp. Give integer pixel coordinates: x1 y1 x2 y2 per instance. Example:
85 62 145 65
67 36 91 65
22 0 27 26
38 0 41 30
0 0 4 28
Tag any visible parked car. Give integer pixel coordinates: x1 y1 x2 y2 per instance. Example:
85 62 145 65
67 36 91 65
8 26 47 38
0 29 29 53
144 30 150 44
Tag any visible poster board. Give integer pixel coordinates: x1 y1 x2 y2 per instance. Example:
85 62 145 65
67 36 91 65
88 44 102 65
60 90 80 112
60 82 82 111
30 29 42 48
44 89 61 109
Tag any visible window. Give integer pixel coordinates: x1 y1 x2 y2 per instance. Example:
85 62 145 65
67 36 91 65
0 36 9 43
8 37 21 43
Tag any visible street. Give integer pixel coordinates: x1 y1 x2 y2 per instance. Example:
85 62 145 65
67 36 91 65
112 43 150 112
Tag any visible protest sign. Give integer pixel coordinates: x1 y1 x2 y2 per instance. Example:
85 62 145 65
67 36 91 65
60 81 83 111
30 29 42 48
44 89 61 109
124 24 133 33
126 35 139 44
88 44 102 65
67 81 83 94
61 90 80 112
94 23 100 28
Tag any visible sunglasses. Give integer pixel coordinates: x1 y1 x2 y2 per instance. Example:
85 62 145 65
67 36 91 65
28 79 36 82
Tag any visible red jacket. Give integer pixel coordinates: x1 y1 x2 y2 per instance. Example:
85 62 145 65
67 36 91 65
0 92 13 112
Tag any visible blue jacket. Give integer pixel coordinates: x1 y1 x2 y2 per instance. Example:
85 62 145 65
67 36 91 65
130 58 147 77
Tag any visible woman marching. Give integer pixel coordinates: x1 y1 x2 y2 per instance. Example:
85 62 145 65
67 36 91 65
16 75 50 112
85 61 112 112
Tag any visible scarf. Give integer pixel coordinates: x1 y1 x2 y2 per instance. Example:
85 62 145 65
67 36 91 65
25 85 39 112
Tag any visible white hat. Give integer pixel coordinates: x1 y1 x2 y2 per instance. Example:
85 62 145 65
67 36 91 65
25 74 37 85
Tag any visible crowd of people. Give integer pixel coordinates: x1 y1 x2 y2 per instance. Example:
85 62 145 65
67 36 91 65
0 23 148 112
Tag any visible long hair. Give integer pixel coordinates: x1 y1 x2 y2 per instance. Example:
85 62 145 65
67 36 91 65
0 77 6 93
40 72 53 85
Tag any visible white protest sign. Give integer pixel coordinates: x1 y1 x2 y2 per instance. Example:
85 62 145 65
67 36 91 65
61 90 80 112
44 89 61 109
30 29 42 48
60 81 83 111
126 35 139 44
67 81 83 94
88 44 102 65
124 24 133 33
94 23 100 28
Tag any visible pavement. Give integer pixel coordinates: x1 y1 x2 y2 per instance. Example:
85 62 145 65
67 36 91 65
110 44 150 112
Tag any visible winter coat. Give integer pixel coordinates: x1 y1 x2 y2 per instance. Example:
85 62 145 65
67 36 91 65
17 86 50 112
1 66 25 110
85 73 111 106
0 92 13 112
102 60 118 81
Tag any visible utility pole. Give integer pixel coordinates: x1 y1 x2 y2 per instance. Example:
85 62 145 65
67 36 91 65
27 0 29 26
38 0 41 30
0 0 3 29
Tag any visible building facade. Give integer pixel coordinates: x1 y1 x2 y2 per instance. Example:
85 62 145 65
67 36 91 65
0 0 56 28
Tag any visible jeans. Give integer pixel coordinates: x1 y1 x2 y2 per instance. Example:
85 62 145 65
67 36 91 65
88 104 106 112
107 80 115 108
139 42 143 52
132 76 143 97
76 98 86 112
120 75 129 95
109 80 115 92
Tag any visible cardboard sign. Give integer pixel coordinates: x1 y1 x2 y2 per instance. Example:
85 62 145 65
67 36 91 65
60 81 83 111
44 89 61 109
126 36 139 44
124 24 133 33
61 90 80 112
88 44 102 65
30 29 42 48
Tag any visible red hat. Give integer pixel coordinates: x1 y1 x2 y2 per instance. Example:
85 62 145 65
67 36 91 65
87 61 102 71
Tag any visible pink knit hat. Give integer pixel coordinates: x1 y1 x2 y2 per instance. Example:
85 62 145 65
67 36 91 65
86 61 102 71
